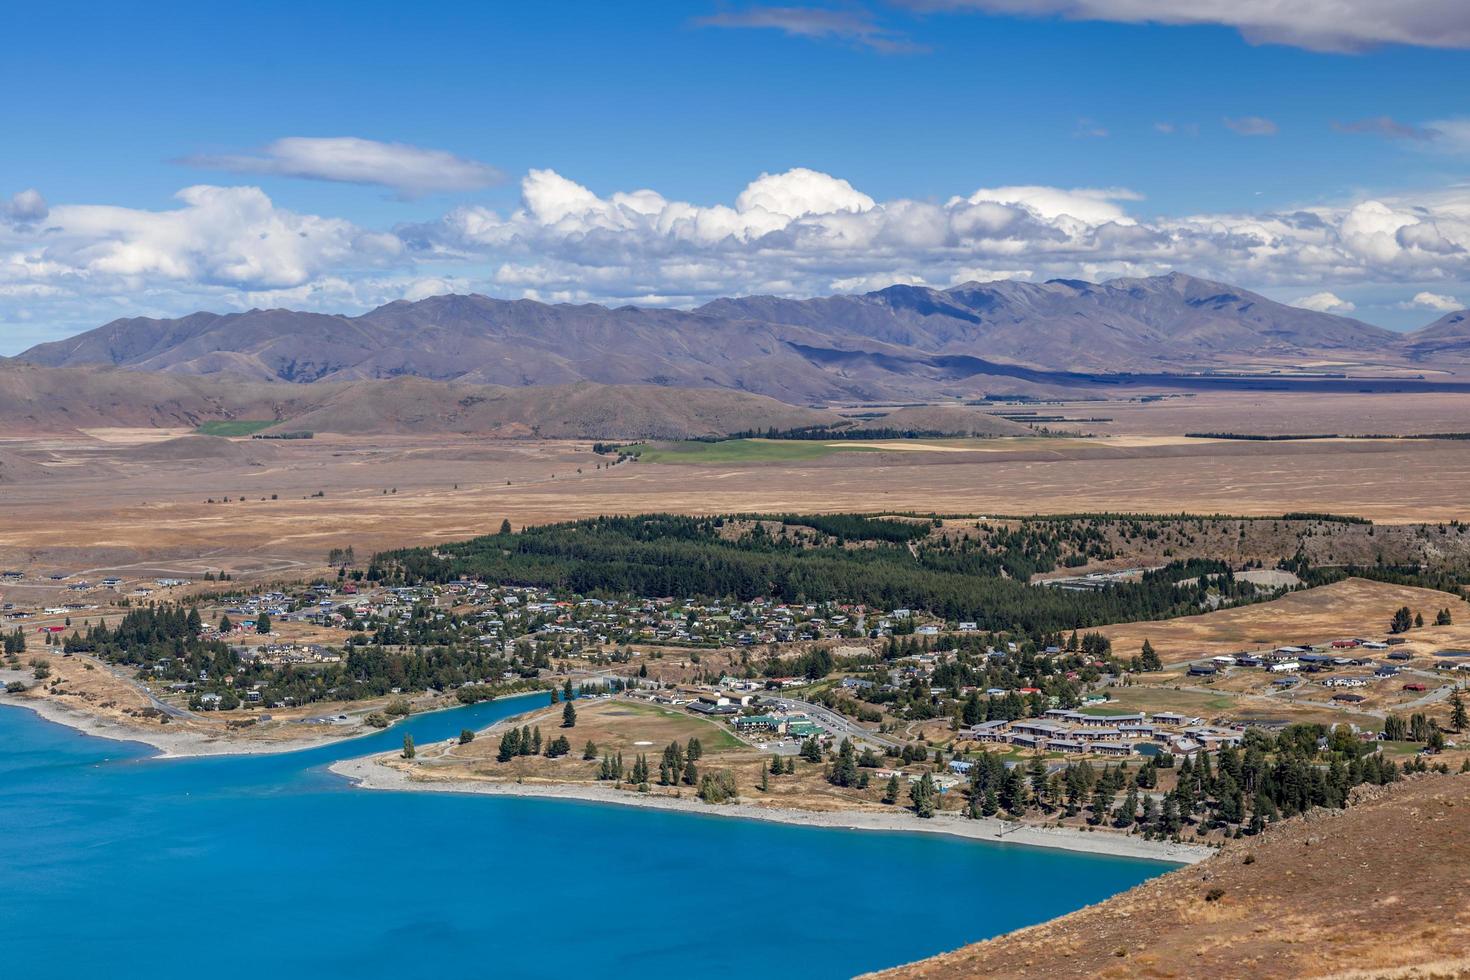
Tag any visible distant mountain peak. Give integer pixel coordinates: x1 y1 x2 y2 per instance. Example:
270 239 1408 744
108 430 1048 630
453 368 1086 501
15 273 1427 402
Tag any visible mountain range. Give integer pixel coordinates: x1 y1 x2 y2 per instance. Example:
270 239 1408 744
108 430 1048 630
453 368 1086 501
17 272 1470 404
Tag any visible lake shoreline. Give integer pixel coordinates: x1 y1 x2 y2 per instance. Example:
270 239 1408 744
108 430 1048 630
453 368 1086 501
0 693 355 758
0 688 547 760
330 754 1214 865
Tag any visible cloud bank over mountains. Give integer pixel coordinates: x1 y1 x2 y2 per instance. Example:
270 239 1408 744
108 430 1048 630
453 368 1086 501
3 163 1470 345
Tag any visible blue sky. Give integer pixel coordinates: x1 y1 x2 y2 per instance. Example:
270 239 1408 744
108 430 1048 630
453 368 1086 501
4 0 1470 350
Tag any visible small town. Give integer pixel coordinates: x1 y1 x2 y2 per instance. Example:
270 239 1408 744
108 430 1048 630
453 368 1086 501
5 564 1465 774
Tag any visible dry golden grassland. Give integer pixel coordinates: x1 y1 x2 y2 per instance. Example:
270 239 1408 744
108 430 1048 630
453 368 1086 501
1101 578 1470 665
870 774 1470 980
4 389 1470 576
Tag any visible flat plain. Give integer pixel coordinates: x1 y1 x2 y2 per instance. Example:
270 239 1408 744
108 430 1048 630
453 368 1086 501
3 390 1469 578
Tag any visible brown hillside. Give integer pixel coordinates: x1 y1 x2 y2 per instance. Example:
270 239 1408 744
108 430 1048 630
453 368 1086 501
1100 577 1470 664
274 377 838 439
871 774 1470 980
0 363 836 440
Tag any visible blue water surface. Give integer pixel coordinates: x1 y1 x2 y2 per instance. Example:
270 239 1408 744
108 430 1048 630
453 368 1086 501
0 695 1164 978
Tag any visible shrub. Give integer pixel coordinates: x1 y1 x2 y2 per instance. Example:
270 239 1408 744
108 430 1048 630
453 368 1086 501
697 769 738 804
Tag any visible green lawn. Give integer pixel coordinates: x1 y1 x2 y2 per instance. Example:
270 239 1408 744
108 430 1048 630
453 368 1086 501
612 700 745 752
195 419 278 437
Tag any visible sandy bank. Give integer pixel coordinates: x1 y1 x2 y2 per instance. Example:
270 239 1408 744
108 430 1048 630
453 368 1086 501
330 755 1213 865
0 693 361 758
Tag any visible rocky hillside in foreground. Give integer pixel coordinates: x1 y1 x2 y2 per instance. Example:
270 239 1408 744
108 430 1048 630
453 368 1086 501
870 774 1470 980
17 273 1465 402
0 363 838 439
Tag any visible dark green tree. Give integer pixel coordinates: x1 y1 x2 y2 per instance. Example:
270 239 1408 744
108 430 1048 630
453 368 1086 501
910 772 938 818
1450 689 1468 732
1390 606 1413 634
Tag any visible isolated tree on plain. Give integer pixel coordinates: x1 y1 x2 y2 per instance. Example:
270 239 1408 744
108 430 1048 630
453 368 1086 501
562 701 577 728
459 729 475 745
882 774 900 805
401 734 415 759
1390 606 1413 634
1140 639 1161 672
1436 608 1454 626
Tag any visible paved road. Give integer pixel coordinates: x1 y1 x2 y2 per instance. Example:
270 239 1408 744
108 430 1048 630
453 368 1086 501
93 656 197 719
761 695 902 750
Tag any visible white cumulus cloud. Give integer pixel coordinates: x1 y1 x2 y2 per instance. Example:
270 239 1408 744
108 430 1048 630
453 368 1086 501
1401 290 1463 311
1290 291 1355 313
1 189 48 228
403 167 1470 308
0 185 406 343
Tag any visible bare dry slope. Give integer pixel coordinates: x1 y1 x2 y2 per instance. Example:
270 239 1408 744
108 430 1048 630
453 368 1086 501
0 363 838 439
275 377 838 439
1100 577 1470 664
871 774 1470 980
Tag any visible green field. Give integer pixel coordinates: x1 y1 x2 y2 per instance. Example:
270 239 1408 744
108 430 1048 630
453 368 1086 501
608 700 745 752
194 420 278 437
626 438 903 464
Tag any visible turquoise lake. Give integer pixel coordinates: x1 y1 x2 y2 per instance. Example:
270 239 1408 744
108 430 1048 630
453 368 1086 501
0 694 1165 978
